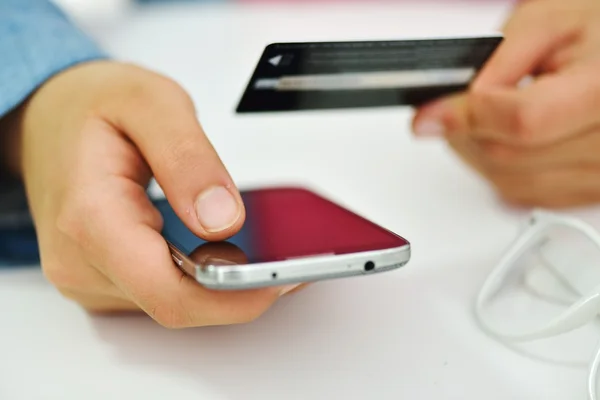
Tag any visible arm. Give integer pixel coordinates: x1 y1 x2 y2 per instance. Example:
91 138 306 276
0 0 296 325
0 0 107 175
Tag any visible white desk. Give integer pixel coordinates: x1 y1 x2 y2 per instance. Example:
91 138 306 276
3 2 600 399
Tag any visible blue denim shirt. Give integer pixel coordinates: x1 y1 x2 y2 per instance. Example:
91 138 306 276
0 0 108 118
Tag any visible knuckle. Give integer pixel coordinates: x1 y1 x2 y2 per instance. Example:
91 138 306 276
55 187 103 247
158 78 191 104
478 141 520 169
56 287 80 301
494 183 526 205
488 171 517 193
467 85 493 110
42 259 78 291
128 72 192 109
510 105 541 143
55 208 79 244
120 73 153 104
42 260 66 288
149 73 187 95
492 172 546 205
468 87 542 145
466 87 487 117
495 180 520 198
467 83 488 101
55 192 78 236
499 192 528 206
466 88 500 132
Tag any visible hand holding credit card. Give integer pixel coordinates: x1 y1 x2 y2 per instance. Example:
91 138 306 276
236 36 502 113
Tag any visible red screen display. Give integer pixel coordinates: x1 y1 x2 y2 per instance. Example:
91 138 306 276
158 187 408 264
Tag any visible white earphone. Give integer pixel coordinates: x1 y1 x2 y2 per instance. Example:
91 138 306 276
475 209 600 400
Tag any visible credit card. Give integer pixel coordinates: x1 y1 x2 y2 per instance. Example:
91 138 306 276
236 36 502 113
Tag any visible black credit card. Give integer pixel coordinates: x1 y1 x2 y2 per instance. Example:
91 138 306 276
236 36 502 113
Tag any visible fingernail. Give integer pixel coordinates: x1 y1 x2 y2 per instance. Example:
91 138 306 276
195 186 240 232
279 284 301 296
413 119 446 137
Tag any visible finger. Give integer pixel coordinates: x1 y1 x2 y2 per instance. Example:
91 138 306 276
412 4 580 139
188 242 303 295
58 153 289 327
415 63 600 145
476 64 600 144
445 133 489 180
189 241 248 265
38 230 125 299
489 166 600 209
103 70 244 241
62 179 288 327
118 227 285 328
411 92 466 137
447 134 600 208
464 127 600 173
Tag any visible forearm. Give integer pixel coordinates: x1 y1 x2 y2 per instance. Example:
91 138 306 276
0 0 108 177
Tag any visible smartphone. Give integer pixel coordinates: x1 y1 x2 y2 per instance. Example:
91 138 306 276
156 186 411 290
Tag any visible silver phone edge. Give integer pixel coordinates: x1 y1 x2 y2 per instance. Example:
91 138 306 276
167 242 411 290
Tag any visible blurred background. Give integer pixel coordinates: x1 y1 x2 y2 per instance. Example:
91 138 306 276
53 0 511 20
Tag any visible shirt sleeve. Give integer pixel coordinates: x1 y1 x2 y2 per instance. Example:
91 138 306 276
0 0 109 118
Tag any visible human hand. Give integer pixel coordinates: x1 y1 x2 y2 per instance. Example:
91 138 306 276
4 61 299 327
411 0 600 208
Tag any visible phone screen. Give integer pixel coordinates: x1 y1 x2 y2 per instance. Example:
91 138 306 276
156 187 408 264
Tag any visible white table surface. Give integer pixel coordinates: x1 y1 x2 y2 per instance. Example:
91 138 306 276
4 1 600 399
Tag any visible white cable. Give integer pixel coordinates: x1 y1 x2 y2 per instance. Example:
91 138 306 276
476 288 600 341
475 209 600 400
476 289 600 400
589 341 600 400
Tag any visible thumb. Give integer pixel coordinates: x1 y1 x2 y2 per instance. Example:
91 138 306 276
105 76 244 241
411 92 469 137
411 89 518 140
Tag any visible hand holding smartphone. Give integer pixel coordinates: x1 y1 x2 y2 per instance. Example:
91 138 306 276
157 187 411 290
